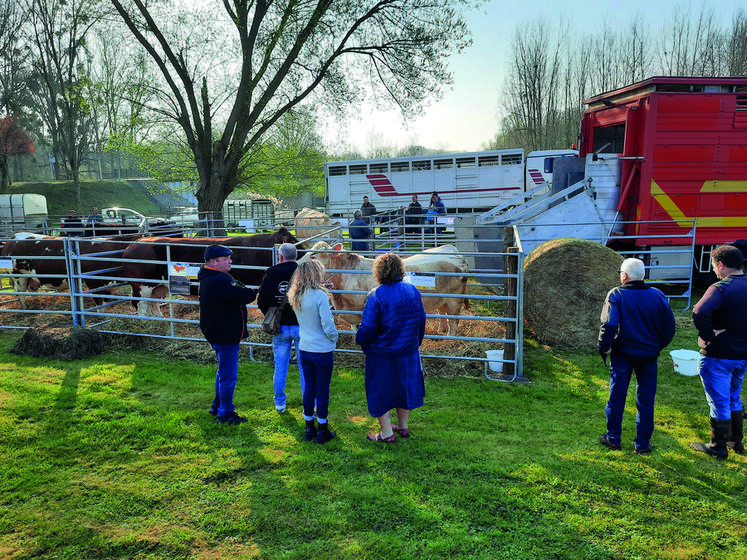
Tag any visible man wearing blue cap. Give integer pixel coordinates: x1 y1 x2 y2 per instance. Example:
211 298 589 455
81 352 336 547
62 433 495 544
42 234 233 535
199 244 257 424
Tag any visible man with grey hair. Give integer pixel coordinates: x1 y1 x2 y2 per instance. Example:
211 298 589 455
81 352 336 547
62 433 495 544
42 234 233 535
349 209 372 251
598 258 676 454
257 242 305 413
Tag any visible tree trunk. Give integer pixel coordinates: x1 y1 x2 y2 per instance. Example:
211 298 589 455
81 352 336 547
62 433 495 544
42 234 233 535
195 141 237 236
0 154 9 193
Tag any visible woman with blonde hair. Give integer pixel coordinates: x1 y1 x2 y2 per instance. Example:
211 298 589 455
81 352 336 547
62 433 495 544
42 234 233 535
356 252 427 442
288 258 338 444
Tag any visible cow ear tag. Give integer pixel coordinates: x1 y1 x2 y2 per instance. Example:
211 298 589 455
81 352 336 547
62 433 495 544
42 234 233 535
332 243 344 253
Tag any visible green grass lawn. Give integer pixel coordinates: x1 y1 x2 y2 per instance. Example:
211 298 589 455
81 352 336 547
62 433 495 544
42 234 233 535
8 180 165 218
0 317 745 559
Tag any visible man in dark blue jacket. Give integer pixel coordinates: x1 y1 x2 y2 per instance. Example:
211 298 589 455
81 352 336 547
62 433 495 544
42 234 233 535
598 258 676 454
199 244 257 425
691 245 747 459
349 209 372 251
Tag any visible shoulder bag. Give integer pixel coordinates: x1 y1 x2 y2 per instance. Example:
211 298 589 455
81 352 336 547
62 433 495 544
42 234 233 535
262 291 288 335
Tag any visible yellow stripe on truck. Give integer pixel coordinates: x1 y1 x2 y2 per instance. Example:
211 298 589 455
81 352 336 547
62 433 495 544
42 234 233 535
651 180 747 228
651 181 691 226
699 181 747 193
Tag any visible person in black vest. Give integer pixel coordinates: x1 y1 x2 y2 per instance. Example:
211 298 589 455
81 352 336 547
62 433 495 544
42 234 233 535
257 242 305 413
360 195 377 225
199 244 257 425
62 209 84 236
405 194 424 234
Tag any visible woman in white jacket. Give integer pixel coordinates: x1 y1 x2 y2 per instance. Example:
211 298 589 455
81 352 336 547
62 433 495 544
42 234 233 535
288 259 339 444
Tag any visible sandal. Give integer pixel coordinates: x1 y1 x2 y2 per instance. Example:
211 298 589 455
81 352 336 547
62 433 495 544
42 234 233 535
367 432 396 443
392 425 410 438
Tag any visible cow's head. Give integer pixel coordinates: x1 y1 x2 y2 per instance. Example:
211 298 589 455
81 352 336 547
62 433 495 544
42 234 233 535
273 227 301 246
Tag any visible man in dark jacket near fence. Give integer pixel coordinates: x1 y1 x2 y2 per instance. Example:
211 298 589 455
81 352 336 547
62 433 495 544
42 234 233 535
690 244 747 459
257 242 305 413
199 244 257 425
598 258 676 454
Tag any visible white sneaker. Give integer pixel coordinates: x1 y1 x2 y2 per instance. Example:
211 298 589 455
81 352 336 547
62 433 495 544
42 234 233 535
275 404 287 413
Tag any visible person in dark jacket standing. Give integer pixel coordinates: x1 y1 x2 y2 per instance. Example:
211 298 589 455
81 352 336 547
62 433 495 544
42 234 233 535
691 245 747 459
199 244 257 425
598 258 676 454
356 252 427 443
62 209 84 236
257 242 305 413
360 195 377 225
349 209 372 251
405 194 424 234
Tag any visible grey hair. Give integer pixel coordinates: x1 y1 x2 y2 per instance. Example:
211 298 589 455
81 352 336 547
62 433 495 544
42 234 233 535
278 242 297 261
621 258 645 280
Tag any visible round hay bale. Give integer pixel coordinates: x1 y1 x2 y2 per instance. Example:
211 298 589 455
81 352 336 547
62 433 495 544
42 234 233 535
523 238 623 349
9 326 105 361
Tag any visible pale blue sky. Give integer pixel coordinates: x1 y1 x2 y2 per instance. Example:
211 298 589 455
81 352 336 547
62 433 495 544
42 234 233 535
332 0 738 155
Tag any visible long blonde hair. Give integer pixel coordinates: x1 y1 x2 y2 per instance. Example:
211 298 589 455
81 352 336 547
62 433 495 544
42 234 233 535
288 259 327 310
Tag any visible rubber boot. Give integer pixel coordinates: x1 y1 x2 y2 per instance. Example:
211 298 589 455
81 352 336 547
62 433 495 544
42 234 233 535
304 419 317 442
727 409 744 454
316 422 336 444
690 417 731 460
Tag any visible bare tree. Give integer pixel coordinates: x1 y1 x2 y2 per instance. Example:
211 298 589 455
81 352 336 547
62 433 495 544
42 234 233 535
109 0 472 217
0 1 33 116
88 25 159 179
28 0 107 206
726 9 747 75
0 1 38 183
657 4 722 75
500 18 569 151
365 130 394 159
618 15 653 85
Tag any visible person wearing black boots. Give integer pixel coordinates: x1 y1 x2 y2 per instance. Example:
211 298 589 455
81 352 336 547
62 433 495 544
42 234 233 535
287 259 338 444
691 245 747 459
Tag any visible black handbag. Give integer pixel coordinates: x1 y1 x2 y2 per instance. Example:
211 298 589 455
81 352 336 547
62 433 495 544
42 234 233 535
262 292 288 335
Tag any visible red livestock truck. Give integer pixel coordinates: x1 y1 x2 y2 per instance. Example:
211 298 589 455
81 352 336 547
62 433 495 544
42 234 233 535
478 76 747 281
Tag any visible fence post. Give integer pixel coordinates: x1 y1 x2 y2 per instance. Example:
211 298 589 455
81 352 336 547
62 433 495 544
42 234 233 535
65 237 84 327
504 245 517 378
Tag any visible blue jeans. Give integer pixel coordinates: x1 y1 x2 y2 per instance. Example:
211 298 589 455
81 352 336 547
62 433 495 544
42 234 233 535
698 356 747 420
605 355 658 450
273 325 305 408
211 343 240 417
299 350 334 421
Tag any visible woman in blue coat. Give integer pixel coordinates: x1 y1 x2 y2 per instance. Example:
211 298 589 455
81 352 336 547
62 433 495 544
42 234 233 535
355 253 427 442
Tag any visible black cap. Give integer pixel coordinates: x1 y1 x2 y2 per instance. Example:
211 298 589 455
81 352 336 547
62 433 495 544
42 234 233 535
204 244 232 261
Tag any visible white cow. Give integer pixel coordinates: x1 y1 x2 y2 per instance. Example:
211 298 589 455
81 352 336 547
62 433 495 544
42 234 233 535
301 241 470 335
294 208 342 247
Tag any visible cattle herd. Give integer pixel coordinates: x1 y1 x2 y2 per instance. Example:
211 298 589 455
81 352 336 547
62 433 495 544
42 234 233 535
0 226 473 337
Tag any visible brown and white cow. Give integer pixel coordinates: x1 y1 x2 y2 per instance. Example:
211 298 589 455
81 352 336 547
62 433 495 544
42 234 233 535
301 241 470 335
121 228 302 316
0 234 143 308
294 208 342 247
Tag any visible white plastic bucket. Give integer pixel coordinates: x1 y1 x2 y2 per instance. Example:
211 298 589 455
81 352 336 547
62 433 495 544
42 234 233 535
669 349 701 377
486 349 504 373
